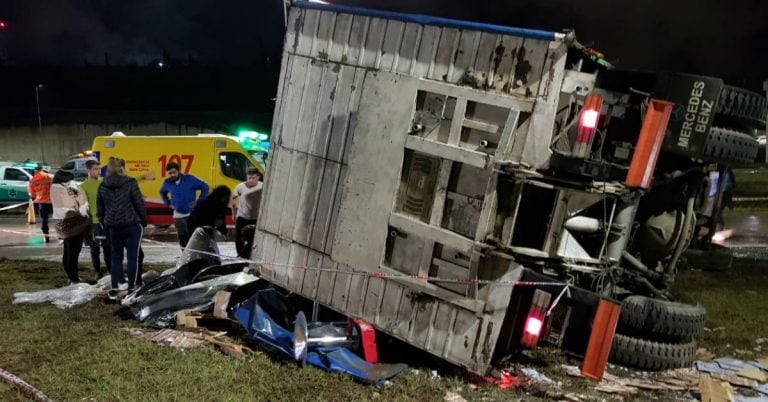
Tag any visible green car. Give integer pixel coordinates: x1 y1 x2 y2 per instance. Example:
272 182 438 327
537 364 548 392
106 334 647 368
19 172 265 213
0 163 33 205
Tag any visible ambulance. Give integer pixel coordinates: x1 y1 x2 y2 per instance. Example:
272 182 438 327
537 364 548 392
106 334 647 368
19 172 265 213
90 134 266 225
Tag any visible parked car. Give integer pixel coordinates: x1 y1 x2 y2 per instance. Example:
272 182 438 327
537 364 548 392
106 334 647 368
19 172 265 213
0 164 33 205
60 156 97 180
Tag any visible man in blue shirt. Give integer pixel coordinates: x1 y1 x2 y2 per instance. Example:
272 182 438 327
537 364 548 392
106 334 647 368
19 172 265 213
159 162 209 248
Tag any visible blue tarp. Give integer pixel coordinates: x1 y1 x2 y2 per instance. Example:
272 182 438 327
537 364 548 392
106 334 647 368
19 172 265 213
234 289 407 385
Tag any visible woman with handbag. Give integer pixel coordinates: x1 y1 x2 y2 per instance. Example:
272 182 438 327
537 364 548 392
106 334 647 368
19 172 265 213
50 170 90 284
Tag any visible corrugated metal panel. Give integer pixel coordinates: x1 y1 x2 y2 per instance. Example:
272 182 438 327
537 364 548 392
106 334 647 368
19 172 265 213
286 7 555 98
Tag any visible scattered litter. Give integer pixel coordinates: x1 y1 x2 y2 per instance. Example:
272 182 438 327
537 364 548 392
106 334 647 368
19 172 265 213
736 367 767 383
521 367 555 384
755 383 768 396
709 373 759 388
468 370 521 390
700 378 735 402
123 327 229 349
736 349 752 355
716 357 753 372
0 367 51 402
431 370 440 379
443 391 467 402
697 361 735 375
562 364 582 377
562 393 589 402
757 338 768 345
733 396 768 402
594 382 637 395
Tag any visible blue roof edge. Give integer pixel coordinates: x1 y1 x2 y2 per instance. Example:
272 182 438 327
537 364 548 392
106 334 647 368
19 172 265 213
292 1 567 42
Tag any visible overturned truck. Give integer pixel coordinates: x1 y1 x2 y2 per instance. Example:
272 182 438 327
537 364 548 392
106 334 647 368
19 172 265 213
252 1 765 373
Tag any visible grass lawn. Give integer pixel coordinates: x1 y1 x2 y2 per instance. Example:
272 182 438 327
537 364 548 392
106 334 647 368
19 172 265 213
1 257 767 401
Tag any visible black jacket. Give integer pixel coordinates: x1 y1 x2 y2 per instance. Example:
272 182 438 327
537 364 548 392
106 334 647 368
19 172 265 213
97 175 147 227
188 197 228 236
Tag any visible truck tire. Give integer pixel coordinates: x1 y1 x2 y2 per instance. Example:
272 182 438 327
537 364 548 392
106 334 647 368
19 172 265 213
703 127 758 165
618 296 706 342
716 85 768 126
610 334 697 371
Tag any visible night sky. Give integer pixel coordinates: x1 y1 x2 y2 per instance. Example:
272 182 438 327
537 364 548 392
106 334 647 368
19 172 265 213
1 0 767 91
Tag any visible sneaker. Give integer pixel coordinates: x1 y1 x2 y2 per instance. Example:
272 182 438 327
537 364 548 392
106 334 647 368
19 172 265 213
107 289 118 300
118 283 129 291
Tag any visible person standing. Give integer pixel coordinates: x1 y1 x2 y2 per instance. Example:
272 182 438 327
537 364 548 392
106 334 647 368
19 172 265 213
28 166 53 242
159 162 209 249
232 168 262 258
98 157 147 298
50 170 90 283
188 185 231 238
80 159 110 278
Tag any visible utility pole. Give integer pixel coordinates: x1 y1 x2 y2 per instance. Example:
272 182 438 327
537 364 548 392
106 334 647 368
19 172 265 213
35 84 44 162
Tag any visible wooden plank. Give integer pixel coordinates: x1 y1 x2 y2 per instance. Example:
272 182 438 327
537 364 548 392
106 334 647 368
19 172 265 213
410 299 436 348
292 155 325 246
494 110 521 162
273 238 293 286
347 273 368 317
390 212 476 255
475 171 498 242
466 252 481 298
405 136 488 169
377 282 403 332
427 302 455 357
429 160 453 226
326 65 359 163
341 71 366 165
309 58 342 158
328 12 353 63
393 289 415 339
286 243 309 290
295 9 321 57
463 118 499 134
450 30 481 83
397 23 421 75
346 15 369 65
310 160 342 252
379 19 405 72
300 249 324 299
445 309 481 364
491 35 523 92
293 59 324 154
330 71 417 270
257 232 279 282
473 32 499 86
312 11 335 60
330 263 352 311
363 277 385 319
448 98 467 145
518 42 568 168
378 264 484 313
360 17 387 68
270 46 293 147
390 232 426 275
316 256 338 305
278 56 311 153
278 151 308 240
285 6 302 54
509 38 549 98
419 79 534 112
324 166 347 255
262 147 292 235
432 257 470 295
430 27 459 82
413 25 441 78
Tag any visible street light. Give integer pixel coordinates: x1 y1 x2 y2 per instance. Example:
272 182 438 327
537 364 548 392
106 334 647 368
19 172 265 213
35 84 44 161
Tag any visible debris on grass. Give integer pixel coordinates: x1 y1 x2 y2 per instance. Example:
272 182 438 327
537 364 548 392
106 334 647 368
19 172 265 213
521 367 555 385
13 282 106 309
123 327 229 350
700 378 735 402
698 347 717 361
0 367 51 402
443 391 467 402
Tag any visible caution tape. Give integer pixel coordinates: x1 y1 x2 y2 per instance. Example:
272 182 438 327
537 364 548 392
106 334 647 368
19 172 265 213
0 201 29 212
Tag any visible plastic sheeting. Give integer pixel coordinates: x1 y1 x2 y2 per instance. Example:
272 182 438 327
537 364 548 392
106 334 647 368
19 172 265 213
130 272 259 328
234 289 407 385
176 227 221 270
13 276 112 309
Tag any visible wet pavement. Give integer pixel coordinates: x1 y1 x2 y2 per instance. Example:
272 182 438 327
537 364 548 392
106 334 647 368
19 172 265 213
721 208 768 247
0 215 235 266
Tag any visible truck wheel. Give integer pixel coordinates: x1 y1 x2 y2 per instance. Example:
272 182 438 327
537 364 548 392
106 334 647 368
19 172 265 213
703 127 758 165
716 85 768 126
618 296 706 342
610 334 697 371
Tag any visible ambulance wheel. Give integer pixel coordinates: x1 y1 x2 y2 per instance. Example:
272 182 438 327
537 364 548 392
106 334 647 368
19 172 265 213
617 296 706 342
609 334 697 371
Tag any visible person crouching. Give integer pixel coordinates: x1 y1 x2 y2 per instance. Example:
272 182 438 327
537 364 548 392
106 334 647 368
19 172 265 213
50 170 90 284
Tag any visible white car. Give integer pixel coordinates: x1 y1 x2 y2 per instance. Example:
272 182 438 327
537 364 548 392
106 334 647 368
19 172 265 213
757 135 766 145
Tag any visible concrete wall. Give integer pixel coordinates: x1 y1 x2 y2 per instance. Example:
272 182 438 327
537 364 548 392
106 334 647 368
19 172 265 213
0 122 217 167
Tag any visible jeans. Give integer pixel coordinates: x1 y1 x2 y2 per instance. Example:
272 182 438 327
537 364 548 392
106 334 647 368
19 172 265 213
90 224 111 277
235 217 256 258
62 233 84 282
108 224 143 290
35 203 53 236
174 217 190 249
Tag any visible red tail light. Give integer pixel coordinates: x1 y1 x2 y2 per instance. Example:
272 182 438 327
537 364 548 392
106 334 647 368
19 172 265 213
573 94 603 158
524 316 543 337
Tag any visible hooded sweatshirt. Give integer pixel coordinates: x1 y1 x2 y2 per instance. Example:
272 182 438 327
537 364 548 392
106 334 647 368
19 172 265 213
97 175 147 227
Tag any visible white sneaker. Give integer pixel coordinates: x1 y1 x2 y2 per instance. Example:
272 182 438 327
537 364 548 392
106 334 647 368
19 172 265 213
118 283 129 291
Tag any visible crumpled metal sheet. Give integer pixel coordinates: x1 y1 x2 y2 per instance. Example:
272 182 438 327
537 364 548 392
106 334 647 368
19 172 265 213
131 272 259 328
233 288 407 385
